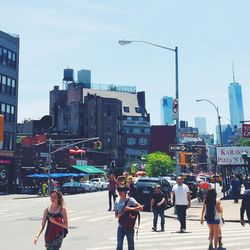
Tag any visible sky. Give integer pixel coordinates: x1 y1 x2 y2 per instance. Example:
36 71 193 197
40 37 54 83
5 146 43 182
1 0 250 137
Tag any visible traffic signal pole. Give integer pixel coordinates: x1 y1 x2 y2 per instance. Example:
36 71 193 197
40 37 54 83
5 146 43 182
46 136 100 193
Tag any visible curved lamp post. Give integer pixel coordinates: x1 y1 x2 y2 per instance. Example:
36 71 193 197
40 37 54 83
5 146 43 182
119 39 180 175
196 99 223 191
196 99 222 146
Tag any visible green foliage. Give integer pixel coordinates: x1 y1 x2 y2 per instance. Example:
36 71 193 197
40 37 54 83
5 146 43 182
130 164 137 174
145 151 174 177
238 138 250 146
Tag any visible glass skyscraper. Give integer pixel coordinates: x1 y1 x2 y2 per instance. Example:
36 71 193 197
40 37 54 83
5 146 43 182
228 82 244 129
195 117 207 134
160 96 173 125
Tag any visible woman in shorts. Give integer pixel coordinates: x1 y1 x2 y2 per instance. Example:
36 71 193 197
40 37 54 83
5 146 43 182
200 189 222 250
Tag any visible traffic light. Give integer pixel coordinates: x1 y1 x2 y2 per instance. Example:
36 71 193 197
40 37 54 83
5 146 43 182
186 154 196 164
93 140 102 151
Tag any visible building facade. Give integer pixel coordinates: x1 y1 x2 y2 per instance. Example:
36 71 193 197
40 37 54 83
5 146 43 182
0 30 19 193
50 69 151 169
160 96 174 125
228 82 244 129
195 117 207 134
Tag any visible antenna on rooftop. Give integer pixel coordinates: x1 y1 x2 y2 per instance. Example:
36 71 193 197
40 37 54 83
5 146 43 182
232 61 236 83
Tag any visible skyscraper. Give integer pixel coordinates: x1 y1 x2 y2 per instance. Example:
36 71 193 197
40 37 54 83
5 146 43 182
160 96 173 125
228 68 244 129
195 117 207 134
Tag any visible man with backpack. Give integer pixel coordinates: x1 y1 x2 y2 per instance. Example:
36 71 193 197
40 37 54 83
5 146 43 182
114 185 144 250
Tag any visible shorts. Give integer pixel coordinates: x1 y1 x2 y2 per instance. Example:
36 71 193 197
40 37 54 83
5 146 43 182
207 219 220 225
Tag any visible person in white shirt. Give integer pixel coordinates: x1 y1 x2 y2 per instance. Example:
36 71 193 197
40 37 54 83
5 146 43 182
171 176 191 232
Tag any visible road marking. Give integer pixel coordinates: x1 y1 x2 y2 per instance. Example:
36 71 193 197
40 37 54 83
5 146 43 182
88 214 114 222
69 215 89 221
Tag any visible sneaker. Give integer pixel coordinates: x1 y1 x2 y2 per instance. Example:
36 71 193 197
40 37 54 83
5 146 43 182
208 243 213 250
152 227 157 232
161 228 165 232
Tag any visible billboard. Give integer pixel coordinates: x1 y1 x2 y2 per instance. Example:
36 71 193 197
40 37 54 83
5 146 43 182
242 124 250 138
216 146 250 165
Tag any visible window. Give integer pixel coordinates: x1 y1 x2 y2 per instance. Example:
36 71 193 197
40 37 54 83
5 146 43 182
139 138 148 145
123 106 129 113
1 103 6 113
127 138 136 145
2 75 6 93
135 107 141 113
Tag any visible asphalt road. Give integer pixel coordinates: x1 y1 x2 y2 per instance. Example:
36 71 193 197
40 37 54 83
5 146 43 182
1 190 250 250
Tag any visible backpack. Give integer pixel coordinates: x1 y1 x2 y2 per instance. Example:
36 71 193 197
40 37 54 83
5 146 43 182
118 198 140 237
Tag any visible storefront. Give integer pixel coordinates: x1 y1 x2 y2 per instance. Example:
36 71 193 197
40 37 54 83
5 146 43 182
0 157 13 193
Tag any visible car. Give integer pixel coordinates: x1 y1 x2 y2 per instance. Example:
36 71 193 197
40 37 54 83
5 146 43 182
160 176 176 187
60 182 85 194
210 174 222 185
90 178 109 190
134 177 171 211
180 174 198 198
80 181 98 192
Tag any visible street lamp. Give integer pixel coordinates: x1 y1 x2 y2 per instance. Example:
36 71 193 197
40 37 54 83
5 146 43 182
196 99 222 191
196 99 222 146
118 39 180 175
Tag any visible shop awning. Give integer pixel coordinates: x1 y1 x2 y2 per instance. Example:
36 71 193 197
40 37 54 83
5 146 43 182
72 165 106 174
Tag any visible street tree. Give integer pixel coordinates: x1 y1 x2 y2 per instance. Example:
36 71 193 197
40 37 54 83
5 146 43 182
238 138 250 146
145 151 174 177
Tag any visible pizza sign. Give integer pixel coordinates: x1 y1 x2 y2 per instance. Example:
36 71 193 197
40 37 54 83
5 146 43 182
242 124 250 138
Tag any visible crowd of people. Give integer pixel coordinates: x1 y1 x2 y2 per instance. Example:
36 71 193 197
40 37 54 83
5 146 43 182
33 171 250 250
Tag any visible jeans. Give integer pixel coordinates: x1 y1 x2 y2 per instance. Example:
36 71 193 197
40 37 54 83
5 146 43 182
153 207 165 229
108 191 117 210
175 205 187 230
116 227 134 250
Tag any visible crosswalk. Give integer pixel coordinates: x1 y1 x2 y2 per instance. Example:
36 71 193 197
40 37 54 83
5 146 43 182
1 194 250 250
87 214 250 250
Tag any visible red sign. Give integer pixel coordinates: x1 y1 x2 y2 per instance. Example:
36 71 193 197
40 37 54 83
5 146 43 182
242 124 250 138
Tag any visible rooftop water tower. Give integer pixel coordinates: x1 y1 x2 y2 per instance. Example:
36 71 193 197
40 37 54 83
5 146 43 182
63 67 74 89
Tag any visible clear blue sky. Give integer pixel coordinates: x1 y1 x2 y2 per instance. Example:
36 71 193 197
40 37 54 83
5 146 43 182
1 0 250 136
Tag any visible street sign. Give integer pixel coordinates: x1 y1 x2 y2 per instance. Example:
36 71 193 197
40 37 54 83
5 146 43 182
40 152 49 158
169 144 187 152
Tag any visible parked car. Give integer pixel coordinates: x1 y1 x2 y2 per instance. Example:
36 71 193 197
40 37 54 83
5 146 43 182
60 182 85 194
134 177 171 211
90 178 109 190
80 181 98 192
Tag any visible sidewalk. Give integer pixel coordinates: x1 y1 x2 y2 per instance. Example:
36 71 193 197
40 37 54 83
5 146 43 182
166 196 242 223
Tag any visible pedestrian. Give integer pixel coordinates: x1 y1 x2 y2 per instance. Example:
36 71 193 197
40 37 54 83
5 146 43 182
231 175 241 203
107 173 118 211
200 189 222 250
243 175 250 190
33 190 68 250
171 176 191 233
42 182 48 197
240 189 250 226
150 184 166 232
114 185 143 250
127 176 137 198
